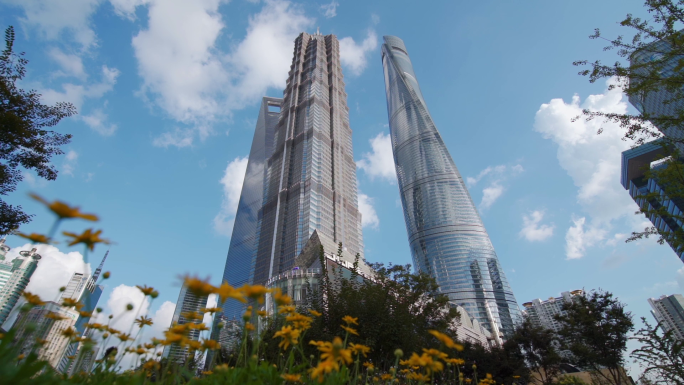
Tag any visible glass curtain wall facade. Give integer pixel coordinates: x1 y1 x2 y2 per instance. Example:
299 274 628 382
163 285 208 363
252 31 364 286
381 36 521 339
220 96 282 321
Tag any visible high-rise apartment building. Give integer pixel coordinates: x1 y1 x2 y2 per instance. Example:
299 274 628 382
621 141 684 261
219 97 282 321
522 290 585 333
380 36 521 340
648 294 684 341
252 31 364 286
0 247 41 326
163 284 209 363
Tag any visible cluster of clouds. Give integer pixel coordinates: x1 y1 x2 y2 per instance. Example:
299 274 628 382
533 79 644 259
466 163 524 210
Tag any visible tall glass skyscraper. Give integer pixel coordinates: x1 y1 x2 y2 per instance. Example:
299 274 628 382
219 96 282 321
381 36 521 339
252 31 364 286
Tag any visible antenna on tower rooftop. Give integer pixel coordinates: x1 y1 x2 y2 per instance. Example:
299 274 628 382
317 27 320 35
93 250 109 281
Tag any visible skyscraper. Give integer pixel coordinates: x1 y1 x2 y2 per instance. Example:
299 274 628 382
163 284 209 363
648 294 684 341
0 247 41 326
620 141 684 262
251 31 364 286
219 97 282 321
381 36 521 339
522 290 585 333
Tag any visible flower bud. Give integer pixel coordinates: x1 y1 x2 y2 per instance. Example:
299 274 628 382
126 304 134 311
102 272 111 279
394 349 403 358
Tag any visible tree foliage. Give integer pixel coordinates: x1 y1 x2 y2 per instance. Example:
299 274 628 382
574 0 684 252
554 290 634 385
630 317 684 385
506 318 562 385
0 26 76 235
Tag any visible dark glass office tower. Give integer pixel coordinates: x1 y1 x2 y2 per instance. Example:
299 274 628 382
381 36 521 340
252 31 364 286
219 97 282 321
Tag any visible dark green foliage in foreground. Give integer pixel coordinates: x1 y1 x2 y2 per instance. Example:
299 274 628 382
506 318 562 385
0 26 76 235
554 290 634 385
631 317 684 385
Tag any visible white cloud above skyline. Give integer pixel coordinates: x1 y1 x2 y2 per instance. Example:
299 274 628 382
214 156 248 237
320 0 338 18
520 210 554 242
358 193 379 229
534 79 641 259
357 132 395 182
467 164 524 210
339 29 378 76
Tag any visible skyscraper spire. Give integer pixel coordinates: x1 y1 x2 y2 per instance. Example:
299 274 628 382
92 250 108 281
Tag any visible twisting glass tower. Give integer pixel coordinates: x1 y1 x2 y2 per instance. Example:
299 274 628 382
381 36 520 340
252 31 364 286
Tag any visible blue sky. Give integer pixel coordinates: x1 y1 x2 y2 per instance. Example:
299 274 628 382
1 0 683 369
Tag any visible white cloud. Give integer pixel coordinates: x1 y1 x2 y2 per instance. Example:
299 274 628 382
320 1 338 18
152 127 195 148
480 184 503 210
467 164 523 210
81 109 118 136
40 65 120 111
124 0 313 146
339 29 378 76
110 0 150 19
357 132 395 182
2 0 101 49
62 150 78 177
358 193 379 229
3 243 91 301
48 48 86 80
534 79 641 258
677 267 684 292
214 157 249 237
520 210 554 242
565 216 606 260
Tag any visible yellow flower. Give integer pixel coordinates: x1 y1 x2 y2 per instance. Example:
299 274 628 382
341 325 359 336
273 325 301 350
465 379 472 384
117 333 133 342
61 327 77 339
23 292 45 306
78 310 92 317
136 285 159 298
181 311 204 321
428 330 463 351
281 373 302 382
16 232 53 244
143 360 160 371
407 372 430 382
309 309 322 317
30 194 99 221
422 348 448 361
240 284 270 303
272 288 293 306
257 310 268 317
279 305 296 314
17 354 25 360
342 315 358 325
363 362 374 370
183 276 215 297
134 316 153 328
406 352 443 374
62 229 110 251
349 343 371 357
286 313 313 330
202 371 213 376
381 374 392 380
310 359 337 383
445 358 465 365
61 298 84 309
215 282 246 303
188 323 209 332
201 307 222 314
512 375 521 379
245 322 256 331
313 337 353 366
202 339 220 350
